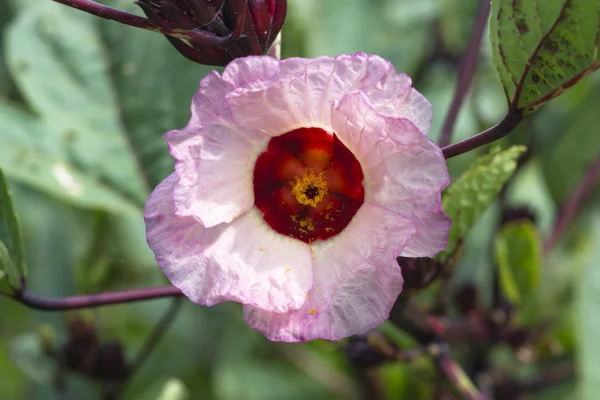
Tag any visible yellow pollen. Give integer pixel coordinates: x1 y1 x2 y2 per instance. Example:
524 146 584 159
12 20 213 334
308 308 316 315
290 168 328 207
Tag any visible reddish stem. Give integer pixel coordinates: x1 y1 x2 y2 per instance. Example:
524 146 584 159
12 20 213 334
52 0 202 41
7 285 183 310
441 111 522 159
438 0 491 148
544 153 600 254
53 0 158 30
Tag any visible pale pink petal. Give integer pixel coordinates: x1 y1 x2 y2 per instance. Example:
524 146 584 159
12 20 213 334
166 122 268 227
189 71 235 126
221 55 281 89
145 174 313 313
332 92 450 258
225 53 432 138
243 203 415 342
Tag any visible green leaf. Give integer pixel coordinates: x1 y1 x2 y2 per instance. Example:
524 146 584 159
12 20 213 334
100 0 214 188
5 3 148 206
0 104 142 215
0 167 25 287
490 0 600 115
438 146 527 261
494 220 542 304
538 81 600 205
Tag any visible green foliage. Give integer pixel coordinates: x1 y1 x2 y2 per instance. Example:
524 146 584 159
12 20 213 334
9 332 57 385
490 0 600 115
0 0 598 398
2 1 212 217
99 0 214 188
5 3 148 204
577 214 600 400
0 104 141 216
494 220 542 304
0 167 25 288
438 146 527 261
538 79 600 204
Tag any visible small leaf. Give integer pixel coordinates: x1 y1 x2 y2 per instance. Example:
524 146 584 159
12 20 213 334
490 0 600 115
438 146 527 261
0 167 25 287
0 241 20 289
494 220 542 304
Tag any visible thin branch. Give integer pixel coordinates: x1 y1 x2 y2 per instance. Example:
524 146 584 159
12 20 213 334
53 0 159 30
107 298 184 399
435 347 487 400
544 153 600 254
52 0 209 42
438 0 491 148
6 285 183 310
127 297 183 379
441 110 522 159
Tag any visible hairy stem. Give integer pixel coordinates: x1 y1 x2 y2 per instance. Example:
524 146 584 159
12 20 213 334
441 110 522 159
544 153 600 254
7 285 183 310
438 0 491 148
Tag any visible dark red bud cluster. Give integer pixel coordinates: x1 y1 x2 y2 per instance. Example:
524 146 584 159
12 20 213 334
61 317 128 382
136 0 287 65
397 257 442 290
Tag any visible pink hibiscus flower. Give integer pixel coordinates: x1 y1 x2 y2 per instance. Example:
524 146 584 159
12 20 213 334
144 53 450 342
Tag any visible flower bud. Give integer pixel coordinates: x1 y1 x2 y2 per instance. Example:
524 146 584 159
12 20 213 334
397 257 441 290
136 0 287 65
453 283 479 315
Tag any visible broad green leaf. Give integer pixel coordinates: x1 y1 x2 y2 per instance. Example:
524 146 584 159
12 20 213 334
5 3 148 206
0 104 141 215
494 220 542 304
438 146 527 261
100 0 213 188
490 0 600 115
538 79 600 205
0 167 25 287
577 214 600 400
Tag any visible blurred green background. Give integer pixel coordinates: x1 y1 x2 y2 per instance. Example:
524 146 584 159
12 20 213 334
1 0 599 399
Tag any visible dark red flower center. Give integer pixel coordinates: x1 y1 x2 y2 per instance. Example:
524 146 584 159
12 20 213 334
253 127 365 244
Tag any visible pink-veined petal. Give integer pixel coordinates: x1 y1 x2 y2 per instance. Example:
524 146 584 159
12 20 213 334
243 203 415 342
166 121 268 227
145 174 313 313
332 92 450 258
225 53 431 138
